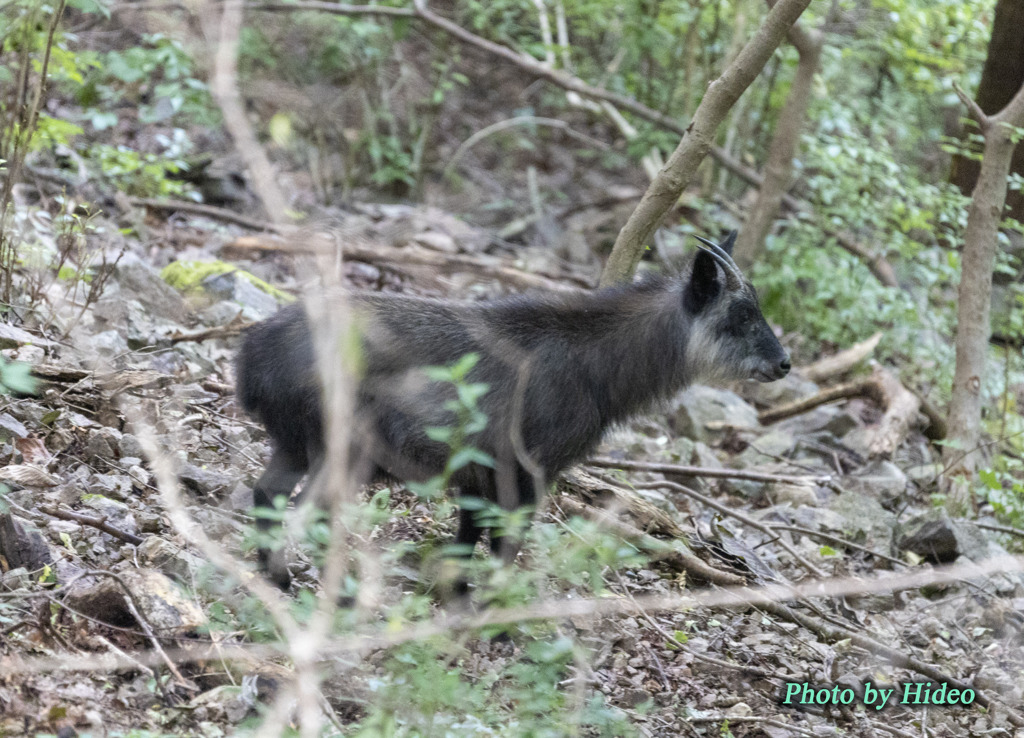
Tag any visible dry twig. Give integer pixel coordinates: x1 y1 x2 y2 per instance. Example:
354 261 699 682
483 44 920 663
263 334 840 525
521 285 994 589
554 495 745 585
40 504 144 546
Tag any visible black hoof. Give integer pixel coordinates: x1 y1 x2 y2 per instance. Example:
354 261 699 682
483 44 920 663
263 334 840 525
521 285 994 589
259 547 292 590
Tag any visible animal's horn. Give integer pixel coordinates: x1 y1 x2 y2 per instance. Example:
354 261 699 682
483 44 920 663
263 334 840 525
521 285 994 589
692 234 744 290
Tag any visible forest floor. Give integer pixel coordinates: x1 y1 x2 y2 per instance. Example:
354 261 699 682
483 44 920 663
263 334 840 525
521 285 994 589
0 196 1022 737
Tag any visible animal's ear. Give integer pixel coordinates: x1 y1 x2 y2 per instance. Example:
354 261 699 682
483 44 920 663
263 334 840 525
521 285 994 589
720 230 738 255
684 250 722 313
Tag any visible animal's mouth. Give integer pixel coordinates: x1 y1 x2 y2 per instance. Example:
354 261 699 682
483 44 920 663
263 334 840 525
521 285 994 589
752 368 787 383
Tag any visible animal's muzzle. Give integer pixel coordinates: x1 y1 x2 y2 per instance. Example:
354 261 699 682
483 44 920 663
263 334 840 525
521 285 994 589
753 354 791 382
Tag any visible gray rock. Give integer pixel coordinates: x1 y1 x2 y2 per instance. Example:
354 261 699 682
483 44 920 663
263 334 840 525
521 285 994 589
118 434 145 459
671 385 759 442
897 510 999 564
0 413 29 440
617 688 653 708
792 506 848 533
85 427 122 460
90 329 130 357
768 481 818 507
411 230 459 253
0 322 56 350
845 460 907 504
830 490 897 550
666 436 696 463
905 463 942 486
228 482 254 512
201 271 280 321
138 536 205 582
0 514 52 571
0 567 30 590
823 409 861 438
91 474 133 500
83 496 139 538
136 510 163 534
92 297 179 350
692 442 723 469
179 463 234 497
128 465 152 489
735 429 798 468
198 300 246 327
63 567 206 634
737 372 819 407
115 255 191 321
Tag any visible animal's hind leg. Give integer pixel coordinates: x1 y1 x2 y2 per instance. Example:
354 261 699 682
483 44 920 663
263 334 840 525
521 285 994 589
252 448 308 589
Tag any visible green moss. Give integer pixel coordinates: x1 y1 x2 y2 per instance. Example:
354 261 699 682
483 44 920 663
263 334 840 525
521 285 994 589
160 260 295 303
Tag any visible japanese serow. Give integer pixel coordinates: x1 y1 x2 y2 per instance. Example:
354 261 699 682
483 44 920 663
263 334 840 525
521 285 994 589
236 231 790 588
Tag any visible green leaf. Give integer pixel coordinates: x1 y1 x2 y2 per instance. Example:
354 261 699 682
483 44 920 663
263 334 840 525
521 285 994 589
447 447 495 472
0 360 37 396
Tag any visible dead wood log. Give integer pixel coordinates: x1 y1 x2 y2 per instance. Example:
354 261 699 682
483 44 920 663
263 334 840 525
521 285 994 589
758 363 922 457
797 331 882 383
869 364 922 458
915 393 948 441
560 469 683 535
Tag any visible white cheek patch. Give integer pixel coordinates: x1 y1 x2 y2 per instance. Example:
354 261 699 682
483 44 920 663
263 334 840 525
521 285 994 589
687 324 733 384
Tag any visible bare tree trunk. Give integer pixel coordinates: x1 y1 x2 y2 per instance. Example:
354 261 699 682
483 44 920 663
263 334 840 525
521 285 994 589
943 80 1024 515
732 23 823 270
204 0 289 223
949 0 1024 222
599 0 814 287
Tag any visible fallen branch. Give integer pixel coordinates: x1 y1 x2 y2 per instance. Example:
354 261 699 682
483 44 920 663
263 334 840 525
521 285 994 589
758 377 876 425
635 479 827 578
798 331 882 383
868 364 921 458
128 197 274 231
975 521 1024 539
757 364 922 457
768 523 905 567
169 313 247 344
40 505 144 546
223 234 589 292
554 495 745 586
589 457 835 487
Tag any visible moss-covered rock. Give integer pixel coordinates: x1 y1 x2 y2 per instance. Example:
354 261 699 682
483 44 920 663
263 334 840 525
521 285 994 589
160 260 294 304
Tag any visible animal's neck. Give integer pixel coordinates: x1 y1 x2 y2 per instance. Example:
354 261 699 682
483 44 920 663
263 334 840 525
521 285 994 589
576 283 692 426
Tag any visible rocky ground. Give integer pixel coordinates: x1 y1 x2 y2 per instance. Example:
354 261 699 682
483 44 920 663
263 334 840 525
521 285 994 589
0 201 1022 737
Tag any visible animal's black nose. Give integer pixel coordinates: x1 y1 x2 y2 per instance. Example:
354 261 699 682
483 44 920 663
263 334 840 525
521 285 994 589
779 357 791 373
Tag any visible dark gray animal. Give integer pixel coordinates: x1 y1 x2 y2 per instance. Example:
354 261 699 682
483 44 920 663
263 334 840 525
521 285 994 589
236 231 789 588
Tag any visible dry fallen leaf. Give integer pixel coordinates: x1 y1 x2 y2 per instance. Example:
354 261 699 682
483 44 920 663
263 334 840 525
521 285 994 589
0 464 60 487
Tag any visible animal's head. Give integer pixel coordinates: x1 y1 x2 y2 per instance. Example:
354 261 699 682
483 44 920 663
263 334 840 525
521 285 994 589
682 231 790 384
